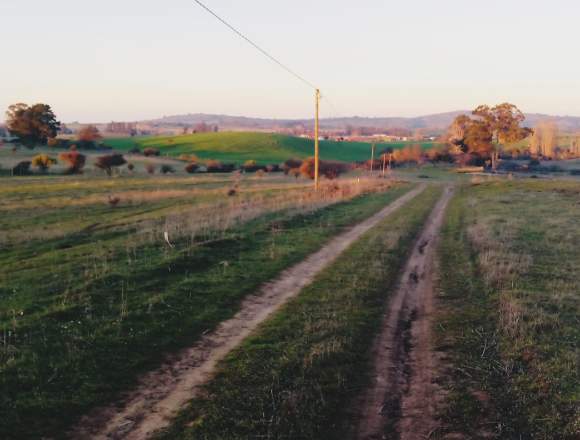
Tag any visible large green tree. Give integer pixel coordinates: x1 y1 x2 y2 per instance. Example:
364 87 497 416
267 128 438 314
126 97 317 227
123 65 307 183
5 103 61 147
448 103 531 170
472 103 532 170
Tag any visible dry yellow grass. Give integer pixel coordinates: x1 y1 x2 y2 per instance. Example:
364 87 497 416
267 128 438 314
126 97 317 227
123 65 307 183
141 179 396 245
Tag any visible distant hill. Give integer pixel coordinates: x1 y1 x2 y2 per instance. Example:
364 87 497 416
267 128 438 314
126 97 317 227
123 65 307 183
145 111 580 133
106 132 440 164
522 113 580 132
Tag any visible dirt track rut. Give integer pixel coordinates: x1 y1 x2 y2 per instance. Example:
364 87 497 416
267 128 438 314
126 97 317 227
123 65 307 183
70 184 426 440
355 185 454 440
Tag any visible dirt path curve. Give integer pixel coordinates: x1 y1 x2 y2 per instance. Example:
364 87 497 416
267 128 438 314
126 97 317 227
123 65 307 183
70 184 426 440
355 185 454 440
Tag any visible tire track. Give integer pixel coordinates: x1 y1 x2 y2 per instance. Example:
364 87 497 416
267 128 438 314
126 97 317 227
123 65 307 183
70 184 427 440
355 185 454 440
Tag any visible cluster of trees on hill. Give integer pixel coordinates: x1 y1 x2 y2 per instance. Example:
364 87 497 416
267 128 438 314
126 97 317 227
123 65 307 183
4 102 112 151
9 100 580 179
446 103 532 170
443 103 580 167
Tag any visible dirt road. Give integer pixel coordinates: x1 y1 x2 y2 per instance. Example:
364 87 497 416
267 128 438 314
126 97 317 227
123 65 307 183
70 185 426 440
355 186 454 440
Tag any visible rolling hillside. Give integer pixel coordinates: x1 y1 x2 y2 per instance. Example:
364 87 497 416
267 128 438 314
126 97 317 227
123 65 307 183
106 132 439 164
146 111 580 133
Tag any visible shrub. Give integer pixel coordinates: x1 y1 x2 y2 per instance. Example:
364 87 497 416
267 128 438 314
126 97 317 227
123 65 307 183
299 157 350 180
185 163 199 173
143 148 160 157
145 164 156 174
426 147 454 163
161 164 175 174
455 153 486 167
282 158 303 175
58 151 86 174
78 125 102 143
31 154 57 172
322 161 351 179
95 154 127 176
47 138 71 149
179 154 199 162
12 161 31 176
108 195 121 207
206 160 236 173
391 145 423 165
128 147 141 154
243 160 264 172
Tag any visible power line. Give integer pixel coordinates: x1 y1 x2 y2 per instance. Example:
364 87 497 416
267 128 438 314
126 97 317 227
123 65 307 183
321 93 344 120
192 0 317 91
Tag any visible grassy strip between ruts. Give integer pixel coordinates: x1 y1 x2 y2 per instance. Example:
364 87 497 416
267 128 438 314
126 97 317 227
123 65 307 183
154 186 443 440
434 180 580 439
1 183 414 440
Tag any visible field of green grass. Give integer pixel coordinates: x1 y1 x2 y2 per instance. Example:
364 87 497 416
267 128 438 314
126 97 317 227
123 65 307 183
155 187 442 440
0 172 411 439
436 180 579 438
2 161 578 440
105 132 440 164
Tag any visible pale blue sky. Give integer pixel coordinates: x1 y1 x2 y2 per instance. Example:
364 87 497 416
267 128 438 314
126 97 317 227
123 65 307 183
1 0 579 122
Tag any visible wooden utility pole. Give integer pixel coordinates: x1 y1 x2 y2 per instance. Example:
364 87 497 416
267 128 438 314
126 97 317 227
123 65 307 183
382 152 386 177
314 88 320 190
370 143 376 176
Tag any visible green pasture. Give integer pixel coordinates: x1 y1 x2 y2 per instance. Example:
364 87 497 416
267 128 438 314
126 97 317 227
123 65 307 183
105 132 440 164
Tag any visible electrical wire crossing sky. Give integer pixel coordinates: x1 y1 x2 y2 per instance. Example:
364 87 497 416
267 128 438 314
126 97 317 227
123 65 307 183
192 0 318 91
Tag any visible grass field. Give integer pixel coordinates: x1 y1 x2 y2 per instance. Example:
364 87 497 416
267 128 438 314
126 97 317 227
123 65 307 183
155 186 443 440
2 162 579 440
0 173 412 439
105 132 440 164
436 180 579 439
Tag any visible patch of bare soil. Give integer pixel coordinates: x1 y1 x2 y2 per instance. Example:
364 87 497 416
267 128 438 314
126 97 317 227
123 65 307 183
69 185 426 440
355 186 454 440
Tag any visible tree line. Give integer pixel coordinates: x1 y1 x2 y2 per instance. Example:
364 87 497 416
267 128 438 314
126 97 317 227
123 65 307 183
444 103 580 166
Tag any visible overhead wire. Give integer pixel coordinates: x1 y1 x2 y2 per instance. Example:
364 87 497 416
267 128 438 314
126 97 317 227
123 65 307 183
192 0 318 91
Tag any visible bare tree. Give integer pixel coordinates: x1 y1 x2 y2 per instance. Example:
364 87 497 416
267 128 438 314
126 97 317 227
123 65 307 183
473 103 531 170
529 129 541 157
542 121 558 158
